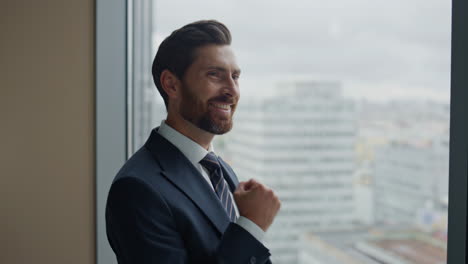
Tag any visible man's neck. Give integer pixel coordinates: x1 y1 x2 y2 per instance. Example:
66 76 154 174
165 114 214 151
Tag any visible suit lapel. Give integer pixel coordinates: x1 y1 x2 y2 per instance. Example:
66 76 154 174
145 129 231 235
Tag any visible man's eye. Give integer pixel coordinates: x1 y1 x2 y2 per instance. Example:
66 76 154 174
232 74 240 80
208 71 219 77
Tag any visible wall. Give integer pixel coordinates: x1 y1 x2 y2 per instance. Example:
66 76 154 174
0 0 95 263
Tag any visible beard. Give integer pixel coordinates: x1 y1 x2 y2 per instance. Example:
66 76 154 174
179 83 236 135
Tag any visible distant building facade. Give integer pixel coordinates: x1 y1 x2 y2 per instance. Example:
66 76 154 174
224 81 358 263
373 137 449 226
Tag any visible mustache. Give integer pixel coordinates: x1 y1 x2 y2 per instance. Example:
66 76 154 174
209 95 236 104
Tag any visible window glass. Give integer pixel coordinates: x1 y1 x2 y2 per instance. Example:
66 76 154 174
131 1 451 263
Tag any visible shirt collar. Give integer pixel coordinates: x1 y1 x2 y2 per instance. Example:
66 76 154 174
157 120 215 166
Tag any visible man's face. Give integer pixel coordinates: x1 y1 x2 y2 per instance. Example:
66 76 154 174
178 44 240 135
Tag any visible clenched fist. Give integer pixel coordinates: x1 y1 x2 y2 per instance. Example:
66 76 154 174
234 179 281 232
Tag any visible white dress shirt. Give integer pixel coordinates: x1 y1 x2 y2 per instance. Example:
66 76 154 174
157 120 265 243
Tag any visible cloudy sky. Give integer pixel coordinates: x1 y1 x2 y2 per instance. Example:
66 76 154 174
151 0 452 102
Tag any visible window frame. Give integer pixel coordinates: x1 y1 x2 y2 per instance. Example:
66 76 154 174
95 0 128 263
95 0 467 263
446 0 468 262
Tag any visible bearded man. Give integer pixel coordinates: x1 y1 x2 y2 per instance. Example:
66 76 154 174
106 20 281 264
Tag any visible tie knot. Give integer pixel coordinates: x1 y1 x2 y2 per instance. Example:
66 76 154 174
200 152 221 173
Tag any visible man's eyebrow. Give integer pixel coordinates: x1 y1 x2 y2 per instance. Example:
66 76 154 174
205 66 242 74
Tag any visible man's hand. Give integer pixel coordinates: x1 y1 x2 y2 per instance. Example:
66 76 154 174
233 179 281 232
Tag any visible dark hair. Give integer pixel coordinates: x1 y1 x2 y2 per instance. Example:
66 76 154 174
152 20 232 109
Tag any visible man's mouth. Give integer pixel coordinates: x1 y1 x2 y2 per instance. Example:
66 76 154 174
209 102 233 113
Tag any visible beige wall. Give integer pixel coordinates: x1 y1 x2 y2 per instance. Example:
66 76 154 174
0 0 95 263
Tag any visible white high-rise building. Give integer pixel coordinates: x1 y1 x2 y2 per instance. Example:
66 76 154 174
223 81 358 264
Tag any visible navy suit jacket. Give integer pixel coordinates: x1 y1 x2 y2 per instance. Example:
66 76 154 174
106 128 272 263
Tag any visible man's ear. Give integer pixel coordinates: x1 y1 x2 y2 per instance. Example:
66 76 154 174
160 69 181 100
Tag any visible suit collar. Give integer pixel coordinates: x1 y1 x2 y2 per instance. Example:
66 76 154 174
144 128 237 235
157 120 215 167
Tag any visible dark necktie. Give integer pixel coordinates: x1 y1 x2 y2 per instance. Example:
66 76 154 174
200 152 237 222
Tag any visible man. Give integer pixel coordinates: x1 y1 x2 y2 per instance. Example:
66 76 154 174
106 20 281 264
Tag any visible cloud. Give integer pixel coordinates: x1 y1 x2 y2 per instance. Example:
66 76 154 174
151 0 451 99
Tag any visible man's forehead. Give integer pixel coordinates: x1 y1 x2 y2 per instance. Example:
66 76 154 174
204 65 241 74
193 45 240 71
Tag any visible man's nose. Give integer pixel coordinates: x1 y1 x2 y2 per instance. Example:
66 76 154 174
222 76 239 98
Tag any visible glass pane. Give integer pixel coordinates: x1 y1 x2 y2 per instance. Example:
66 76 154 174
131 1 451 263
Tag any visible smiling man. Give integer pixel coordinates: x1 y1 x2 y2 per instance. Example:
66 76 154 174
105 20 281 264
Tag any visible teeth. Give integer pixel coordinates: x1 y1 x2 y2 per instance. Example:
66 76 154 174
212 103 230 110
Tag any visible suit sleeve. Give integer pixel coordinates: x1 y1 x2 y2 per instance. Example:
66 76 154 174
106 177 272 264
106 177 188 264
216 223 272 264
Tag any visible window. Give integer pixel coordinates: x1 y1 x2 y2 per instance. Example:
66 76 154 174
133 1 451 263
96 0 468 263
